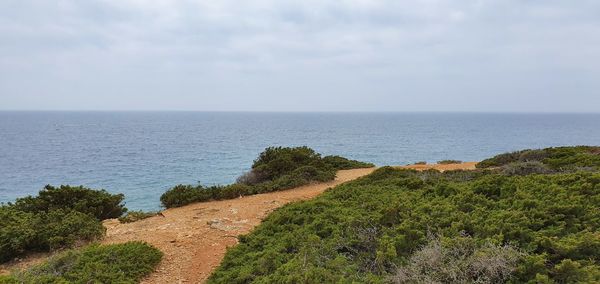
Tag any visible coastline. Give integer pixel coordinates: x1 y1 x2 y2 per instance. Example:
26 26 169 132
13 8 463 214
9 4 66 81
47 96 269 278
1 162 476 283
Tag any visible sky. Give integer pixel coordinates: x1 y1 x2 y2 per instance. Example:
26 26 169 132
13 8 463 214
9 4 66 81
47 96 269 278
0 0 599 112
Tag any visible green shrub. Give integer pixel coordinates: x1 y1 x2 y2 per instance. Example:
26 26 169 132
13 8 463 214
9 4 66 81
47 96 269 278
290 165 335 182
0 207 104 262
250 146 328 183
437 159 462 164
38 210 106 250
160 185 204 208
118 211 159 223
1 185 125 263
322 155 375 170
161 146 373 208
161 184 253 208
477 146 600 170
7 241 162 283
219 184 251 200
13 185 127 220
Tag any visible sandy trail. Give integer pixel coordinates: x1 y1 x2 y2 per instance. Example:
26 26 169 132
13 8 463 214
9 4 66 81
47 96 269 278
1 162 476 283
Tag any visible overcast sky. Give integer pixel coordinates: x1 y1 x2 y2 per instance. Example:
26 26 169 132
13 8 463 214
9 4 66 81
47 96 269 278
1 1 599 112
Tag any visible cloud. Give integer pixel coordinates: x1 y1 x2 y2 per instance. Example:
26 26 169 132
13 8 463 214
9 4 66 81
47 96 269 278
1 0 599 111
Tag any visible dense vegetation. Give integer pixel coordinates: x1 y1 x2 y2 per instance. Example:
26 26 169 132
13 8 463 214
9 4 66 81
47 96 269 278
0 185 127 262
209 146 600 283
12 185 127 220
477 146 600 171
0 241 162 283
161 147 374 208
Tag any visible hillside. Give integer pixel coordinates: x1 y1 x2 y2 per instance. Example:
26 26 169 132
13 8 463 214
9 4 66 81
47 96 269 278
4 146 598 283
0 147 376 282
209 146 600 283
0 163 474 283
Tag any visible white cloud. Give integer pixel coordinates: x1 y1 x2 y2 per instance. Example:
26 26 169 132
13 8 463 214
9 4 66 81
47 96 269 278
1 0 599 111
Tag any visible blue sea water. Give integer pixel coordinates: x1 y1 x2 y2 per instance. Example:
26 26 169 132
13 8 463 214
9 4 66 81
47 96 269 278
1 111 599 211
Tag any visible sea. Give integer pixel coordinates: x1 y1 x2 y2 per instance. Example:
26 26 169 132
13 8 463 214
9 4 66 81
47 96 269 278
1 111 599 211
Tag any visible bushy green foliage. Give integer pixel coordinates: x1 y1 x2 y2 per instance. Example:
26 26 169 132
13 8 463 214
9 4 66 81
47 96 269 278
249 146 330 183
437 159 462 164
118 210 159 223
3 241 162 283
1 185 127 262
322 155 375 170
13 185 127 220
161 147 373 208
160 184 215 208
0 207 104 263
209 161 600 283
477 146 600 170
159 184 245 208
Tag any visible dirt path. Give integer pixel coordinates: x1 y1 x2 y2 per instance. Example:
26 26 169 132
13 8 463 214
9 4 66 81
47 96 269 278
1 162 477 282
101 167 377 284
103 162 476 283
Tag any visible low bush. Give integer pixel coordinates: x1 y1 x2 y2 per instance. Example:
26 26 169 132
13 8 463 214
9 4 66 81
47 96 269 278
437 159 462 164
0 207 104 262
246 147 372 184
160 185 204 208
322 155 375 170
3 241 162 283
13 185 126 220
1 185 126 263
477 146 600 170
219 184 251 200
161 147 373 208
249 146 331 183
118 210 159 223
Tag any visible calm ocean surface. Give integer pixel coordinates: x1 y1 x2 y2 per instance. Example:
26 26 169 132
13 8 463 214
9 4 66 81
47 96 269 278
1 111 599 210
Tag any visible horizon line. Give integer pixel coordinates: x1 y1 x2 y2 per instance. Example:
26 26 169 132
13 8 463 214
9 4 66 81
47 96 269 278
0 110 599 115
